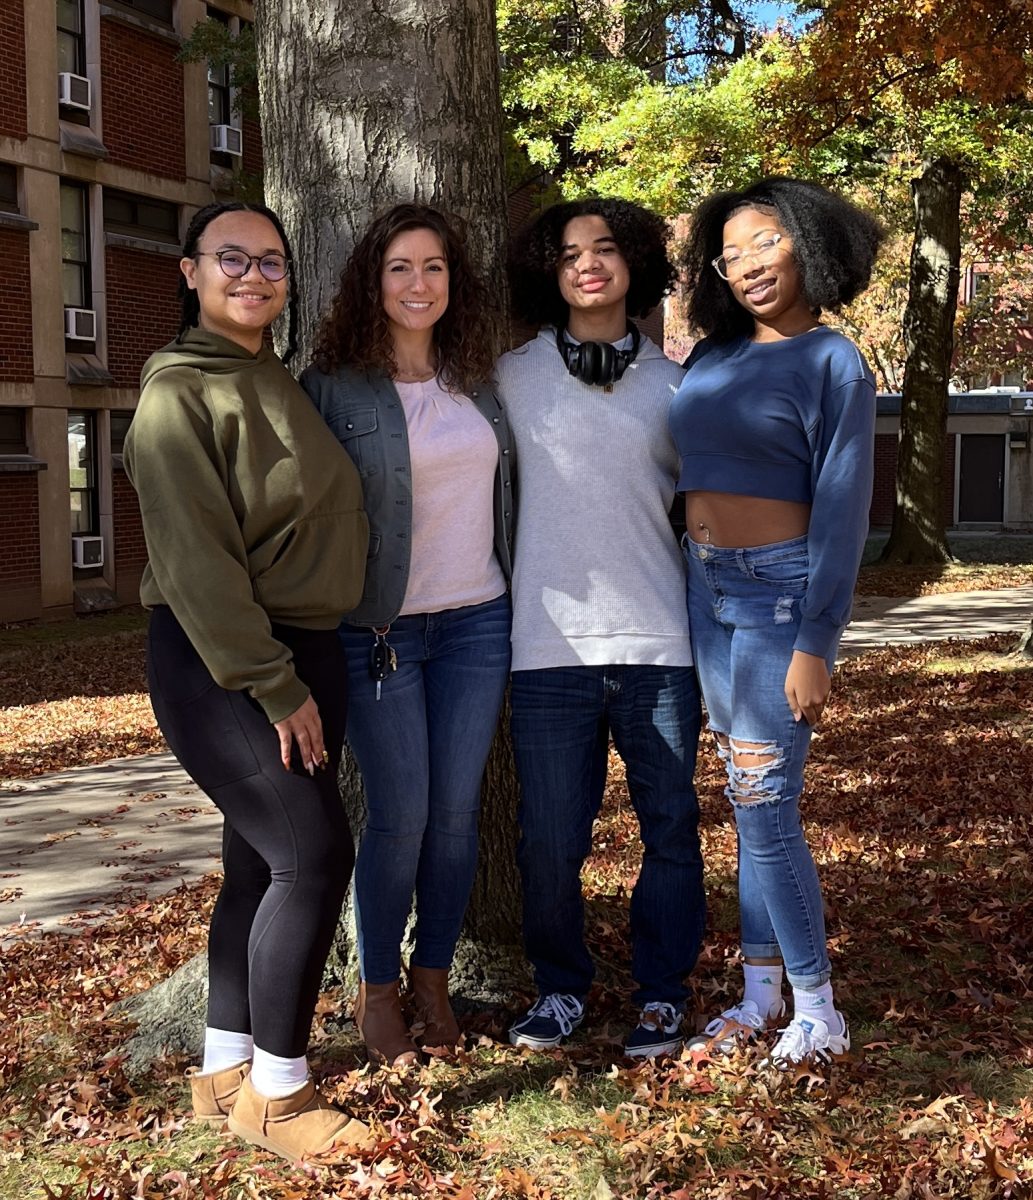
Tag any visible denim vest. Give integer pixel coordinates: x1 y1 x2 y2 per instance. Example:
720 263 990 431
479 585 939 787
300 364 515 627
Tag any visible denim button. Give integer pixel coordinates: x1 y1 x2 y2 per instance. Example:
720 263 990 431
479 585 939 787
699 548 709 560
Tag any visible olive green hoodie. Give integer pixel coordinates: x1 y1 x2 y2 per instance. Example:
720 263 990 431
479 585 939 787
124 328 368 723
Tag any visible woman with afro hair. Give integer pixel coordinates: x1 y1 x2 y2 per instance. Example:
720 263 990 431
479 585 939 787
499 198 706 1060
671 177 883 1068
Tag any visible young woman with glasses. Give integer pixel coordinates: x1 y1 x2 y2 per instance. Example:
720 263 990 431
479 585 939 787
301 204 513 1067
124 201 371 1160
670 178 883 1068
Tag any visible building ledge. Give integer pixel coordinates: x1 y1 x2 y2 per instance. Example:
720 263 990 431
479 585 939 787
99 3 181 45
67 356 116 388
0 211 38 233
106 231 181 258
60 123 108 161
0 454 47 474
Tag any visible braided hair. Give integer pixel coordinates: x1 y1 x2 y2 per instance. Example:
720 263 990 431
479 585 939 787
176 201 300 363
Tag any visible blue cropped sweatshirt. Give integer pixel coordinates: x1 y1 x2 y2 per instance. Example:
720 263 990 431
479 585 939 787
669 326 876 659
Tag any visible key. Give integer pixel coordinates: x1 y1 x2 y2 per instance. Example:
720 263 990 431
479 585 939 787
369 629 397 702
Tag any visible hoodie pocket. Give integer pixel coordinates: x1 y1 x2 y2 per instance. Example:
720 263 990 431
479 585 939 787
253 509 369 619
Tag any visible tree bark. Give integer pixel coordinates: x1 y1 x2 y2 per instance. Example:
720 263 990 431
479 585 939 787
253 0 509 366
1011 616 1033 658
881 157 962 565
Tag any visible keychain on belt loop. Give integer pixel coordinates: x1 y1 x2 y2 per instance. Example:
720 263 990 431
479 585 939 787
369 625 397 701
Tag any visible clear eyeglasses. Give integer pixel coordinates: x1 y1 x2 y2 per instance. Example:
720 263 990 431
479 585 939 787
711 233 785 281
197 250 291 281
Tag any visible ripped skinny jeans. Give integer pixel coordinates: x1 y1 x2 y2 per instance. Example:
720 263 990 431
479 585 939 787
684 534 837 990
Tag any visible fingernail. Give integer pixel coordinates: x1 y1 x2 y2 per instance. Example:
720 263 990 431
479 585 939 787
307 763 315 776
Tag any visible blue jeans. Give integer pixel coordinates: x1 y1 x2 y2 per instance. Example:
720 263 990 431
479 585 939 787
511 665 705 1006
339 593 512 984
684 533 837 990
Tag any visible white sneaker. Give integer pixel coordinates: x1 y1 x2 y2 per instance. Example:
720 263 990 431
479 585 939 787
766 1011 850 1068
686 999 785 1055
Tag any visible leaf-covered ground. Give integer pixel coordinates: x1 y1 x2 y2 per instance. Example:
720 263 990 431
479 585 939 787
1 619 1032 1197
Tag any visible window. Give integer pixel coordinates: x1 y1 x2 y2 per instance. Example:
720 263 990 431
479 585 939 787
103 189 178 243
970 271 992 303
60 182 91 309
0 164 18 215
1001 368 1026 388
68 411 97 535
57 0 86 76
107 0 174 25
110 410 134 455
0 408 27 455
207 8 232 127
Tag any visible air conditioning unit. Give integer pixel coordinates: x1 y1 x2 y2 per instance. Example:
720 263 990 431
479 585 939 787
72 535 104 569
58 72 92 111
64 307 97 341
210 124 242 155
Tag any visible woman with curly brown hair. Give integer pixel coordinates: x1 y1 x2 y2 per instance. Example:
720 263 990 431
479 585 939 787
301 204 514 1067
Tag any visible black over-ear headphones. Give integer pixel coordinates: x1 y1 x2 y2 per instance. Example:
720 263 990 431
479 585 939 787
556 322 642 387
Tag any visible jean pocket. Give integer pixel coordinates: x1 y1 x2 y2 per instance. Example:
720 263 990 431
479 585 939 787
747 554 809 588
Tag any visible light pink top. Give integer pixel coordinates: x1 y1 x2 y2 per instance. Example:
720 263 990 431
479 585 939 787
395 378 506 616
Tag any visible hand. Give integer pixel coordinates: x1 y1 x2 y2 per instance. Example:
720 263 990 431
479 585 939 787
273 695 325 774
784 650 831 726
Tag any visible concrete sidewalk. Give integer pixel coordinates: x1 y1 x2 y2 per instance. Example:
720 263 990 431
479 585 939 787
1 584 1031 943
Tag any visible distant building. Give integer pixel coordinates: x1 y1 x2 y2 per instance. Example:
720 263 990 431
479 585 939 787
0 0 260 623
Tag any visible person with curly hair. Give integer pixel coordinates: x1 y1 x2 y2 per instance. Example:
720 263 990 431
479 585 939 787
672 177 883 1068
301 204 514 1067
124 202 371 1160
498 198 706 1058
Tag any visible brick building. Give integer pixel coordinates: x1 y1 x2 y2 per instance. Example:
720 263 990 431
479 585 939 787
0 0 258 623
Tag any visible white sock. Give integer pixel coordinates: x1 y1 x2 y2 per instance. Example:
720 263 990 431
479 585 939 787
742 964 784 1020
792 982 843 1032
201 1027 254 1075
249 1047 310 1099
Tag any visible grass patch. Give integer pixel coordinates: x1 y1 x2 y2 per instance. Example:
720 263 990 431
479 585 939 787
0 607 147 655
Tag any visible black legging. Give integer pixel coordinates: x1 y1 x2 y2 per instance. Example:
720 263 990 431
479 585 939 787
147 606 353 1058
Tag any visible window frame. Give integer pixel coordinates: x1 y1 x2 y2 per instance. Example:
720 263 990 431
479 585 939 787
0 164 18 215
0 408 28 455
104 0 175 27
103 188 179 244
60 180 92 313
57 0 87 78
68 410 99 537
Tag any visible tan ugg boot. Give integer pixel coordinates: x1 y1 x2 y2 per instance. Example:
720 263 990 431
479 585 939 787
227 1072 373 1162
354 980 418 1067
409 965 461 1056
186 1061 250 1125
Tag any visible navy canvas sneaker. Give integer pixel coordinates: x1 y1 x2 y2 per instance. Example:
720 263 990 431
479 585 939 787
509 993 585 1050
624 1001 685 1059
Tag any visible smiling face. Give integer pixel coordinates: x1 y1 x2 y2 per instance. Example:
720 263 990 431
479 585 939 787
720 205 813 337
179 210 288 353
379 227 449 338
556 214 631 319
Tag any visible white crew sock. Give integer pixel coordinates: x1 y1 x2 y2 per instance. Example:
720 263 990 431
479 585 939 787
742 963 784 1020
792 981 843 1032
201 1027 254 1075
249 1047 310 1099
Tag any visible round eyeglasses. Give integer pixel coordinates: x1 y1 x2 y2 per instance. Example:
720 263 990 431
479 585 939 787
196 250 291 282
711 233 785 281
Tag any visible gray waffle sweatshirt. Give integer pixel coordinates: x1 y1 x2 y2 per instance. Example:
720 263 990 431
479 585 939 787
495 328 693 672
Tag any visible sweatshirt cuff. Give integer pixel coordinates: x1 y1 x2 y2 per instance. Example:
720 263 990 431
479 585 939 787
793 616 842 661
255 675 311 724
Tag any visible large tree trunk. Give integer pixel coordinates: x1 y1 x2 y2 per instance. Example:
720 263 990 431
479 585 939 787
881 157 962 565
254 0 509 365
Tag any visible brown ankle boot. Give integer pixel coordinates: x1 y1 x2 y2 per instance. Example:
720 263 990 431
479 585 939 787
186 1061 250 1125
354 980 418 1067
409 965 461 1055
227 1072 373 1162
